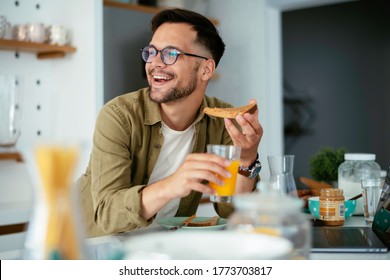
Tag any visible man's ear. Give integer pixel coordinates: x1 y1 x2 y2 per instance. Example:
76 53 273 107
200 59 216 81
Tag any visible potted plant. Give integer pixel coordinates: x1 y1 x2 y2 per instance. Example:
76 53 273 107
309 147 346 186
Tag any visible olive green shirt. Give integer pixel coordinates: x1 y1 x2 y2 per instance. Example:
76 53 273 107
78 87 237 237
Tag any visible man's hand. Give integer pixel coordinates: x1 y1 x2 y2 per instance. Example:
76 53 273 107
224 100 263 167
141 153 232 219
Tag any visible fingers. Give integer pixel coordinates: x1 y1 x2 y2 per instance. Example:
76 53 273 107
223 101 263 164
185 154 233 184
168 153 234 197
240 114 263 140
224 115 262 145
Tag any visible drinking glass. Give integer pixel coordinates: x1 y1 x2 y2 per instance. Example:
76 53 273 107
207 145 241 203
361 178 382 225
0 75 23 147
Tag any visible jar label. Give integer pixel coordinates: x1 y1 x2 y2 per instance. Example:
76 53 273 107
319 200 345 221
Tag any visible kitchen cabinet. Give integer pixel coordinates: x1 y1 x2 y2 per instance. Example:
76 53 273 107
0 39 76 59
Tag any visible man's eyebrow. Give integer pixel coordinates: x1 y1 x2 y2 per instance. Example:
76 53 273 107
150 43 184 51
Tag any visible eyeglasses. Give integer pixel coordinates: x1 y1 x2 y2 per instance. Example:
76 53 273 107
141 45 208 65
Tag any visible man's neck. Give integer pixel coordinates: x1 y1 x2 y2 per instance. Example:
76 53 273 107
160 96 203 131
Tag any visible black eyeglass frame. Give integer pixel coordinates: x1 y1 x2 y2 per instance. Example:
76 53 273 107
141 45 209 65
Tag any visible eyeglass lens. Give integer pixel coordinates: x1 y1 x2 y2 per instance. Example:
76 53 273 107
141 46 178 65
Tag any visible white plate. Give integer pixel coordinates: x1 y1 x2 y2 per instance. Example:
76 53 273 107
158 216 227 230
123 231 293 260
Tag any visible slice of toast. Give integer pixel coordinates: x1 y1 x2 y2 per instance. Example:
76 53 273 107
187 216 219 227
203 103 257 119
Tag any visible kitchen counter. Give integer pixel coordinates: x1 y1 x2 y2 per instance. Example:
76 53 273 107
0 160 34 226
0 159 34 254
89 216 390 260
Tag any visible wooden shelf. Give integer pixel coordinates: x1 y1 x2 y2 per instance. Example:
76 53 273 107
103 0 219 26
0 39 77 59
0 152 24 162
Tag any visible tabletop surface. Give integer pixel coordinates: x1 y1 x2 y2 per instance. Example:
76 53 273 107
87 215 390 260
1 215 389 260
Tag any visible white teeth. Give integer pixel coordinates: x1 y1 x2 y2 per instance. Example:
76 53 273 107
153 75 170 80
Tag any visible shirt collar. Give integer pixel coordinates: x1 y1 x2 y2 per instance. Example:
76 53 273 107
143 88 162 126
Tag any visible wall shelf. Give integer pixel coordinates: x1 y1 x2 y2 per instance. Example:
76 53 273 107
0 39 77 59
103 0 219 26
0 152 23 162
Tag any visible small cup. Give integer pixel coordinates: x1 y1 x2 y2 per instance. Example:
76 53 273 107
46 25 71 46
25 22 46 43
361 178 382 225
207 144 241 203
12 24 27 41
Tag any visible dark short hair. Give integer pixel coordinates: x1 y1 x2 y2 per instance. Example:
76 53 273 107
150 8 225 67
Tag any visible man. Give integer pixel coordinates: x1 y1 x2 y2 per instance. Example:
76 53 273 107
78 8 263 237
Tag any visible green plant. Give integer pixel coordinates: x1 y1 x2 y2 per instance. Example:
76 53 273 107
309 147 346 182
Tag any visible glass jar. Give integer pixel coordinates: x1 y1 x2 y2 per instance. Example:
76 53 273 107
319 188 345 226
338 153 381 215
228 193 311 259
23 145 89 260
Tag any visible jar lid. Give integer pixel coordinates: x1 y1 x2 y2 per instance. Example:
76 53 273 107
233 193 303 212
344 153 376 161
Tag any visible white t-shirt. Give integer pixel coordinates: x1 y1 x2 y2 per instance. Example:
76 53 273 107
148 121 195 223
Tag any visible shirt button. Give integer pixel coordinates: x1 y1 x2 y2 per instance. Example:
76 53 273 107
154 144 161 149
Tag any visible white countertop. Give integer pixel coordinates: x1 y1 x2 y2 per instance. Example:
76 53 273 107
91 215 390 261
0 160 34 227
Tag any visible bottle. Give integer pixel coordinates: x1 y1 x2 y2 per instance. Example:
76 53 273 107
338 153 381 215
228 193 311 259
319 188 345 226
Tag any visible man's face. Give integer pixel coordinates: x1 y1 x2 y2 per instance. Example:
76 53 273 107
145 23 208 104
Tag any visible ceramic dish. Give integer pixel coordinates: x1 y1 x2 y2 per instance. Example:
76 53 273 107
123 231 293 259
158 216 228 230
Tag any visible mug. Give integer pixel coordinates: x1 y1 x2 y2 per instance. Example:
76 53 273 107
46 25 71 46
0 15 12 39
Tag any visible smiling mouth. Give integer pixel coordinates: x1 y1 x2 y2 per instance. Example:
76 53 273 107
149 70 174 85
153 74 173 83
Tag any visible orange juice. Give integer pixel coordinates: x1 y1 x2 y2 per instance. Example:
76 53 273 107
209 160 240 196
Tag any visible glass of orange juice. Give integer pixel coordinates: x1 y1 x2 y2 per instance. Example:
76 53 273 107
207 144 241 203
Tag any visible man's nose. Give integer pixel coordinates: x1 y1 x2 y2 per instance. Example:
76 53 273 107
150 52 165 66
